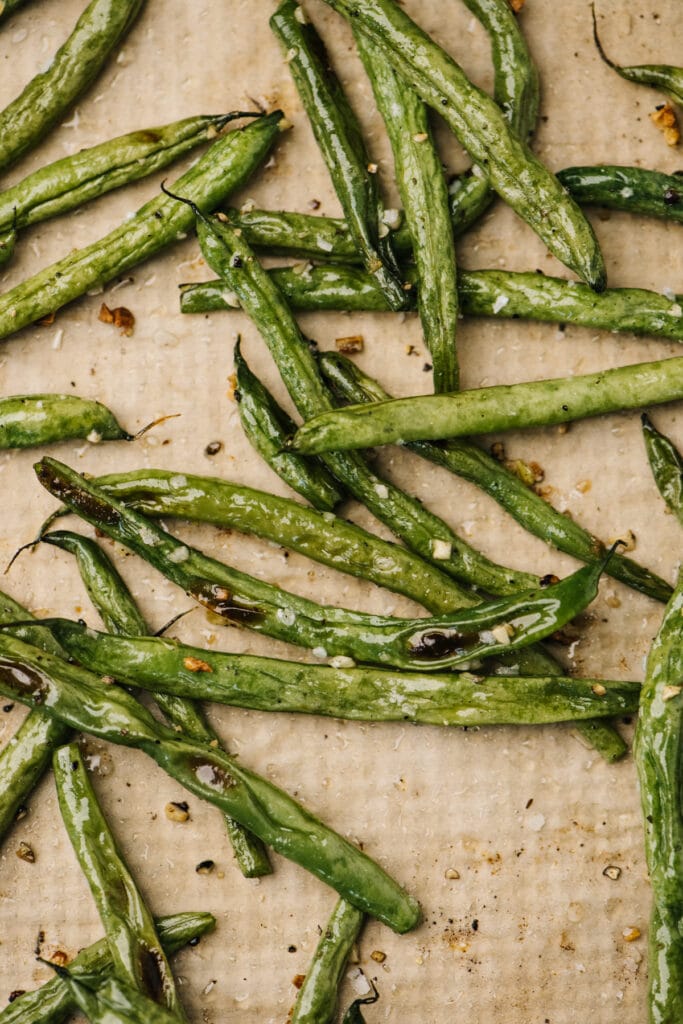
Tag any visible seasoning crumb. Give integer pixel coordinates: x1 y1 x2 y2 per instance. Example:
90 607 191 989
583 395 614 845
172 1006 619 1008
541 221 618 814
205 441 222 456
662 685 682 702
610 529 636 552
412 132 428 142
445 867 460 880
98 303 135 335
292 974 306 990
226 372 238 401
370 950 387 963
591 683 607 696
575 479 591 494
509 0 525 11
651 104 680 146
7 992 25 1003
603 865 622 881
605 592 621 609
431 538 452 560
16 841 35 863
622 926 641 942
183 656 213 673
196 859 215 875
165 801 190 822
367 162 378 174
335 335 364 354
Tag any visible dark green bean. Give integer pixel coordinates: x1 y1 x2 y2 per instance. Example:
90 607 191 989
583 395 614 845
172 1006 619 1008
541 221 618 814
340 987 378 1024
0 1 31 19
270 0 406 310
319 351 673 604
634 571 683 1021
354 28 458 392
217 207 386 263
0 911 214 1024
642 414 683 526
0 112 283 341
291 355 683 453
48 968 185 1024
291 899 364 1024
234 339 343 512
53 743 186 1016
320 0 605 290
42 529 271 879
0 631 420 932
0 0 145 175
34 458 600 672
46 620 642 728
593 7 683 108
181 266 683 343
557 166 683 224
0 394 131 448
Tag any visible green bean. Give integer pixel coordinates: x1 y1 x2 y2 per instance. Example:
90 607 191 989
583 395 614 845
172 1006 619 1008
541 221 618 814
34 458 601 672
634 570 683 1021
0 911 214 1024
46 620 642 728
217 208 388 263
191 206 539 597
593 7 683 108
0 394 132 448
47 968 185 1024
0 112 282 342
0 114 245 251
354 28 458 393
0 632 420 932
233 340 343 512
320 0 605 290
270 0 406 310
642 414 683 526
0 0 145 176
53 743 186 1016
557 166 683 224
319 351 673 604
91 468 473 616
291 899 364 1024
182 266 683 343
42 529 271 879
0 0 31 19
291 355 683 453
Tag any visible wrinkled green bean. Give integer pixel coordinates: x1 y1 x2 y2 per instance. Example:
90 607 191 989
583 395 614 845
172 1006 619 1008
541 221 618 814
291 899 364 1024
642 414 683 526
0 395 131 448
557 165 683 223
594 7 683 108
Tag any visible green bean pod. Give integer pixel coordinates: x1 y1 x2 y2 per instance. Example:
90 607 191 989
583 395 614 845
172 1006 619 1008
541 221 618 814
181 266 683 343
0 0 145 175
0 114 247 243
594 11 683 108
0 632 420 932
270 0 406 310
634 571 683 1022
642 414 683 526
0 911 214 1024
291 899 364 1024
291 355 683 453
0 0 31 19
34 458 598 672
321 0 606 290
217 208 388 263
42 528 271 879
354 27 458 392
53 743 186 1017
46 621 642 728
51 969 185 1024
557 166 683 223
0 112 283 341
319 351 672 604
234 339 343 512
0 395 131 448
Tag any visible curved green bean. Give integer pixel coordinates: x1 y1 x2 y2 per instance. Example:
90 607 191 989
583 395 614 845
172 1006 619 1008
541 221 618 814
557 166 683 224
291 899 364 1024
0 631 420 932
594 8 683 108
321 0 605 290
46 620 642 728
291 356 683 453
0 911 214 1024
53 743 186 1016
319 351 672 604
0 112 282 341
233 339 343 512
354 27 458 392
634 571 683 1021
0 0 145 175
0 395 131 448
642 414 683 526
43 528 271 879
270 0 405 310
50 969 185 1024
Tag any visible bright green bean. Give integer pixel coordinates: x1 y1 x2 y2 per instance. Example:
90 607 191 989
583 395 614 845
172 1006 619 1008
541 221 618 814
0 395 130 448
291 899 364 1024
642 414 683 526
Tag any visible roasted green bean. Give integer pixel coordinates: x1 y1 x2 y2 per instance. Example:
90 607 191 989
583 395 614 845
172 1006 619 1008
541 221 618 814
0 631 420 932
53 743 186 1016
319 351 672 604
0 395 131 448
270 0 406 310
291 899 364 1024
0 0 31 20
340 987 378 1024
0 112 282 341
320 0 605 289
634 570 683 1021
594 7 683 108
642 414 683 526
557 165 683 224
291 355 683 453
42 529 271 879
0 0 145 175
46 620 642 728
233 339 343 512
0 911 214 1024
47 967 185 1024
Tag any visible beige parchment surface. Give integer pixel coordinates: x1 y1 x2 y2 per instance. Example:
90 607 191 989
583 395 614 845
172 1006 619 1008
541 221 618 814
0 0 681 1020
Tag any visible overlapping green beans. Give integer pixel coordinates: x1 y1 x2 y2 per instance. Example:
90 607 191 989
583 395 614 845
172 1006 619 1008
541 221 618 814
49 969 186 1024
642 414 683 526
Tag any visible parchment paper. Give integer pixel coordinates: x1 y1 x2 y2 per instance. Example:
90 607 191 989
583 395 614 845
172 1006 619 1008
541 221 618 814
0 1 681 1020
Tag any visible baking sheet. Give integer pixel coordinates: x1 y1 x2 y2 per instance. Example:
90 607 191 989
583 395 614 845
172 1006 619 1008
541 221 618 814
0 0 681 1019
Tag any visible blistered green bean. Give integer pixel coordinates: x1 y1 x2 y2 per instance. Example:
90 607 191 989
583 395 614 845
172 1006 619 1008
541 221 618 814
49 968 185 1024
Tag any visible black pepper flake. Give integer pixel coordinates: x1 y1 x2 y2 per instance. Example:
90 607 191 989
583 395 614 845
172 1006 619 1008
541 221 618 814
471 919 479 931
8 992 25 1003
196 859 215 875
3 703 13 712
205 441 222 456
562 404 569 412
231 254 243 268
288 945 297 953
664 187 680 205
188 936 201 947
14 804 28 822
423 363 433 372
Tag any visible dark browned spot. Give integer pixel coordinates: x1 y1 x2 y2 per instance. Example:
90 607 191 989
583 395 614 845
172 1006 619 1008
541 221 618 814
408 630 478 661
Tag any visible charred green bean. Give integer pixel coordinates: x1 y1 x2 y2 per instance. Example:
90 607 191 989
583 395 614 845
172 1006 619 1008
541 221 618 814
642 414 683 526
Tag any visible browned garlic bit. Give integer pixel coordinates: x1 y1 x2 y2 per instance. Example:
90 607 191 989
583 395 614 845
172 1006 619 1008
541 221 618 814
622 926 641 942
603 865 622 881
370 950 387 963
165 800 190 822
98 303 135 335
335 335 364 354
16 841 35 863
183 656 213 673
650 104 680 146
